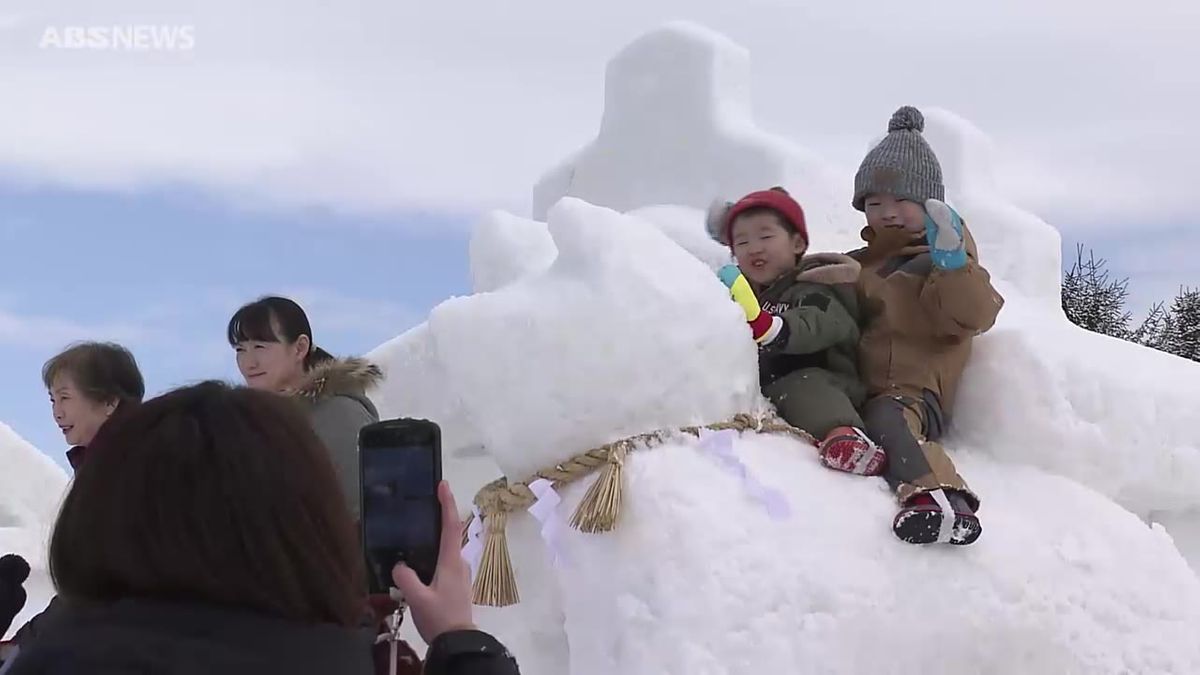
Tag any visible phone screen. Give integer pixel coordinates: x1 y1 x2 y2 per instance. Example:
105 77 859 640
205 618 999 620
360 421 442 594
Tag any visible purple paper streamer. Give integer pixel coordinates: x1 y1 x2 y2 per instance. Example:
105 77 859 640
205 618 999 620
698 428 791 520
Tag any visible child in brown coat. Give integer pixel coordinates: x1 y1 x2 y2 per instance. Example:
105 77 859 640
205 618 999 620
849 106 1005 545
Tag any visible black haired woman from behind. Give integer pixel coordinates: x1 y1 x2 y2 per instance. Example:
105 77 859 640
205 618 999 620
227 295 382 521
4 382 519 675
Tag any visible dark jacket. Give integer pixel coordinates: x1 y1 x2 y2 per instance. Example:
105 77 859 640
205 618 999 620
293 357 383 521
848 222 1003 412
756 253 863 389
4 598 375 675
5 598 520 675
64 400 138 472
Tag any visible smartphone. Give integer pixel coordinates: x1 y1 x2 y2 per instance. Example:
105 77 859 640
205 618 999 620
359 418 443 595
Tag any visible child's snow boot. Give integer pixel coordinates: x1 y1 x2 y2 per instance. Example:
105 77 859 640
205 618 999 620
818 426 886 476
892 489 981 546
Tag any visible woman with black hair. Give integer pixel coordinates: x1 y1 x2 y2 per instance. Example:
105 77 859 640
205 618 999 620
227 296 382 520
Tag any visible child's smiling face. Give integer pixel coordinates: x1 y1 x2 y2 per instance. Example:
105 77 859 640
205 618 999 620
864 193 927 236
730 210 807 286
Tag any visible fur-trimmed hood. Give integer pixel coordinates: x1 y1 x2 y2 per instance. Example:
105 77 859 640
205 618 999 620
853 221 982 264
794 252 861 286
292 356 383 403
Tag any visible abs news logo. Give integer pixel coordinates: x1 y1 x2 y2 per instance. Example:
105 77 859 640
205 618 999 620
39 25 196 51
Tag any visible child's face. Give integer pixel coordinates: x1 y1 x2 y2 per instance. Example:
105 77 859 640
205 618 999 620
730 211 806 286
864 193 927 237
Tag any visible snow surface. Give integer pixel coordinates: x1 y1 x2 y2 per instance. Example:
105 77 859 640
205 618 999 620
426 196 759 482
543 436 1200 674
467 210 557 294
364 20 1200 675
531 21 850 251
0 423 68 640
367 323 502 518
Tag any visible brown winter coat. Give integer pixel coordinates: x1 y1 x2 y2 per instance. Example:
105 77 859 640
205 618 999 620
849 222 1004 414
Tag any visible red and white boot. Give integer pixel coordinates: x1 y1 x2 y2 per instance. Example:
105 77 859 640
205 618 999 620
818 426 886 476
892 489 982 546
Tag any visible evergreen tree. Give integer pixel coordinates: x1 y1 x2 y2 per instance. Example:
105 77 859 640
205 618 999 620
1164 288 1200 362
1129 302 1172 351
1062 245 1131 339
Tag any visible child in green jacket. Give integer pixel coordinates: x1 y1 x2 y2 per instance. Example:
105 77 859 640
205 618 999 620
709 187 885 474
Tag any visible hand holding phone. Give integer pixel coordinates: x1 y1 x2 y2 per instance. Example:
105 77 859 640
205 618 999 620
391 481 476 644
359 419 443 595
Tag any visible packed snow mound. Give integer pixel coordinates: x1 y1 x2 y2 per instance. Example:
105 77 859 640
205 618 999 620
366 323 501 513
0 422 67 531
532 21 855 251
627 205 732 271
0 423 69 639
370 203 734 508
468 210 557 294
955 294 1200 517
484 432 1200 675
427 197 759 480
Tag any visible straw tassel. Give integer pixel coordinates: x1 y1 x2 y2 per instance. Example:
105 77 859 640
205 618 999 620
471 510 519 607
570 443 628 533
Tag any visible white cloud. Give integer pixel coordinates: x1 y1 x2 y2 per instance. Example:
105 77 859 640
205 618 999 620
0 306 151 348
0 283 418 360
275 287 423 345
120 286 422 345
0 0 1196 229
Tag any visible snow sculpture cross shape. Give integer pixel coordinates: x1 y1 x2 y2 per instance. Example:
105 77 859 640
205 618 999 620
532 21 841 231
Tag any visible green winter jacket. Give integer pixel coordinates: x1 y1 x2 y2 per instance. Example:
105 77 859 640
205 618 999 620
292 357 383 521
755 253 863 389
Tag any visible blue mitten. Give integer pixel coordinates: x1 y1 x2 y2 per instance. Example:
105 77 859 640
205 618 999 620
717 264 742 288
924 199 967 270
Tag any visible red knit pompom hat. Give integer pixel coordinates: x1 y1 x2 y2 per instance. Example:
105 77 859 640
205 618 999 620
709 187 808 247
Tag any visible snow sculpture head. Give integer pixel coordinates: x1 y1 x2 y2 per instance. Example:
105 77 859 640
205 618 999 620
429 197 761 483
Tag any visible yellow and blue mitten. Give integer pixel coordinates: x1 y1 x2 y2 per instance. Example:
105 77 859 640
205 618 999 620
718 265 783 345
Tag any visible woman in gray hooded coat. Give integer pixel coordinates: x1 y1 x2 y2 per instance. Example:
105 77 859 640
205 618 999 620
228 296 382 521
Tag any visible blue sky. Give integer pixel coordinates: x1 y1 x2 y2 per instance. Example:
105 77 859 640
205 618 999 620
1 185 469 465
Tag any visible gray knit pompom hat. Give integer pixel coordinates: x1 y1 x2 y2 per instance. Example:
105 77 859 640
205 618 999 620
852 106 944 212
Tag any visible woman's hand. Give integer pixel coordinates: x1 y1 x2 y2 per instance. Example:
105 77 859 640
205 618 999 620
392 482 476 644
